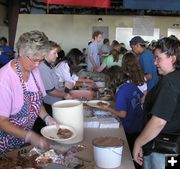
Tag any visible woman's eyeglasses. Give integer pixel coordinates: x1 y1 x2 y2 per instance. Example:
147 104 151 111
27 56 44 65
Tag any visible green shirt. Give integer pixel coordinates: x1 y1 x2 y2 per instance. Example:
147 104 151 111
103 54 122 68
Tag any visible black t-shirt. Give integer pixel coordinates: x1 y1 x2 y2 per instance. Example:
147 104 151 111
143 70 180 133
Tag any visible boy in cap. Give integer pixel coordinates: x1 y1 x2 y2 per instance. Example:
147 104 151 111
130 36 158 91
0 37 15 68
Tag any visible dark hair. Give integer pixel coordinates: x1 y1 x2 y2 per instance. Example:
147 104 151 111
139 44 146 48
62 48 82 75
103 38 109 44
0 37 7 43
106 65 129 90
58 50 65 59
111 40 119 48
169 35 179 41
148 40 157 51
122 52 145 85
120 47 127 55
154 36 180 69
88 41 92 45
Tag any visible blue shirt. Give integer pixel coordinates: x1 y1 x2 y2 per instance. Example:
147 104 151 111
0 45 14 66
116 83 144 133
139 49 158 91
87 41 100 71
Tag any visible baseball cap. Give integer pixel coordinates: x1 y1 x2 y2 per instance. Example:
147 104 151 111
129 36 149 46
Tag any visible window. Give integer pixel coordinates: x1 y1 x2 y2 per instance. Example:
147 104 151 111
116 27 160 50
168 29 180 39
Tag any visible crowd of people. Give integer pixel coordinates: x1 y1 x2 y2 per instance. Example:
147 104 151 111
0 30 179 169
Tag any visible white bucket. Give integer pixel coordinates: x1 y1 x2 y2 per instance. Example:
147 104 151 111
92 137 124 168
52 100 83 144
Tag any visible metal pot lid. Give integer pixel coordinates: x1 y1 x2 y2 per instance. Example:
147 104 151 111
92 137 124 148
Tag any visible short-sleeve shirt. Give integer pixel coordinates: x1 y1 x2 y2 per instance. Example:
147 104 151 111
0 60 46 117
39 61 63 105
0 45 14 66
101 44 111 54
103 54 122 68
146 70 180 133
87 41 100 71
116 83 144 133
138 83 147 94
54 61 79 85
139 49 158 91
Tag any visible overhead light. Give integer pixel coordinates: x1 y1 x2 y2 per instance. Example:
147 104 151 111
98 18 103 22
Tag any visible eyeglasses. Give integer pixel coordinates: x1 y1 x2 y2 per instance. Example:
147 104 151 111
27 56 44 65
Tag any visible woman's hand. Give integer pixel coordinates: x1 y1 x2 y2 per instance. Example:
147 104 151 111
25 131 50 150
64 93 73 100
84 81 96 89
44 115 60 126
65 81 74 89
98 103 111 112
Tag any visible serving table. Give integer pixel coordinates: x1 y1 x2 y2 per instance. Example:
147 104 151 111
77 127 135 169
48 127 135 169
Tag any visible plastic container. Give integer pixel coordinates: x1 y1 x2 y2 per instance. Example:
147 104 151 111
92 137 124 168
52 100 83 144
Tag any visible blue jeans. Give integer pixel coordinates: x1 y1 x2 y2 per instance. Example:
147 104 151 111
143 152 165 169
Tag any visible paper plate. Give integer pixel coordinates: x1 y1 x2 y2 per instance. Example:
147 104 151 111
41 125 76 143
86 100 110 109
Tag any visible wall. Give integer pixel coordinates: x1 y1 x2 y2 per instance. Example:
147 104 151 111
16 14 180 53
0 0 8 38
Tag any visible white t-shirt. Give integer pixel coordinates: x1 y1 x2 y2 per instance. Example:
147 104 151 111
54 61 79 85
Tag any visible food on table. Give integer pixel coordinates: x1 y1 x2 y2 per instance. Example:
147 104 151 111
0 154 43 169
98 88 113 100
57 128 73 139
35 151 53 166
97 101 109 107
93 136 124 147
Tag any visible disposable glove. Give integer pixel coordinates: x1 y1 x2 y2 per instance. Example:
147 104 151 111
25 130 50 150
44 115 59 126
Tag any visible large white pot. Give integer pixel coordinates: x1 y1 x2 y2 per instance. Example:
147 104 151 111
92 137 124 168
52 100 83 144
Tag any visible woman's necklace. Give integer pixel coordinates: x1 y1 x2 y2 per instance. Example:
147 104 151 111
18 59 31 82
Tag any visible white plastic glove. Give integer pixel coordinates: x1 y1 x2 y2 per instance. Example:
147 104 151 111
25 130 50 150
44 115 59 126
